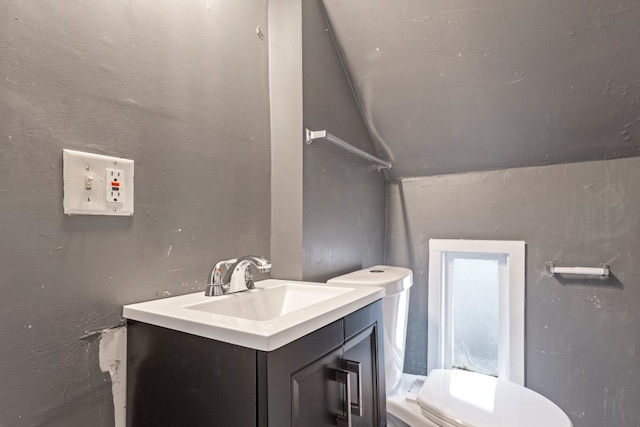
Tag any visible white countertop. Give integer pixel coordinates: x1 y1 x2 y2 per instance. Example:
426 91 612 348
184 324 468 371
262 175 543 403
123 279 384 351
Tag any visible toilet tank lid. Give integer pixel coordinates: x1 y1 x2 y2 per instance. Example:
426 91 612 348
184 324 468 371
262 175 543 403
417 369 573 427
327 265 413 295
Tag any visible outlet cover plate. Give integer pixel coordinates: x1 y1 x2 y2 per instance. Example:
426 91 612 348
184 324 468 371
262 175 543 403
63 149 134 216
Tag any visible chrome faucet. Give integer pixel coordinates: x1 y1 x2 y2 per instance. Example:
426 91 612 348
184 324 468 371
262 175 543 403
205 255 272 296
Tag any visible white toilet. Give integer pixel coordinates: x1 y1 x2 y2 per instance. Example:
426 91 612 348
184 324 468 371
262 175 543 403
328 266 573 427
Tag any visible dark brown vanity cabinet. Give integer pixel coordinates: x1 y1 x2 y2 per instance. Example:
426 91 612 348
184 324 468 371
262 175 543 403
127 300 386 427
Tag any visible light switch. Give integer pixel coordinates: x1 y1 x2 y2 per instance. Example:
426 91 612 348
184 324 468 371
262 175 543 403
63 149 134 216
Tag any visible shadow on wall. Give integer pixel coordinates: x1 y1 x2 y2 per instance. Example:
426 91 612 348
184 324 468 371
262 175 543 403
550 273 623 289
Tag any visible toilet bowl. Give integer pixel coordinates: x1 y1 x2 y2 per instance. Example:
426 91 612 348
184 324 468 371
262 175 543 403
328 266 573 427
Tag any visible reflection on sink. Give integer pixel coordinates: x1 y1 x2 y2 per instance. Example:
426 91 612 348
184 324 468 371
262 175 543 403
184 283 351 321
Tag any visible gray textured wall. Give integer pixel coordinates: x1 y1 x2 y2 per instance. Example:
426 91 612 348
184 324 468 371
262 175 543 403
302 0 387 281
320 0 640 179
0 2 270 425
387 158 640 427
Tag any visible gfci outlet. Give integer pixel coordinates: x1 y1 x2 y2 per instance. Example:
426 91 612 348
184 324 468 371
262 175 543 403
105 168 124 203
63 149 134 216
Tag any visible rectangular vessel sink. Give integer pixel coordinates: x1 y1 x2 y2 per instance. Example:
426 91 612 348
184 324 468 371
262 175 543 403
183 283 351 321
123 279 383 351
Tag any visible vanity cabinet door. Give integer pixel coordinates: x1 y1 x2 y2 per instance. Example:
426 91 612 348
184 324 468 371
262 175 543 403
262 319 345 427
284 300 386 427
343 324 379 427
343 300 386 427
291 346 346 427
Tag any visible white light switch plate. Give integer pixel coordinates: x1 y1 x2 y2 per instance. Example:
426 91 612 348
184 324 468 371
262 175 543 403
63 149 134 216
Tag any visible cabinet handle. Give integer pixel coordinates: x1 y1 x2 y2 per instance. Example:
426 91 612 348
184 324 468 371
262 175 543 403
334 369 352 427
344 360 363 417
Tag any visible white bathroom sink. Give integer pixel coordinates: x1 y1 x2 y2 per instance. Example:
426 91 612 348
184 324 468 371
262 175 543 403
123 279 384 351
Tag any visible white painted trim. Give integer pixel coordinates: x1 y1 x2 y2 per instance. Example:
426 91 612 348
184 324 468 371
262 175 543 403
269 0 304 280
428 239 525 385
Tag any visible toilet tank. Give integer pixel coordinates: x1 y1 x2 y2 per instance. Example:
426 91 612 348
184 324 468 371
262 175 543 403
328 266 413 395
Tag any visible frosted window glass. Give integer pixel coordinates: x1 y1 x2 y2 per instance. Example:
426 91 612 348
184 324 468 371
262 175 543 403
450 257 500 377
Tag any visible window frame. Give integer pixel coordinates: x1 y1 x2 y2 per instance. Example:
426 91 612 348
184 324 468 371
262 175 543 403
428 239 525 385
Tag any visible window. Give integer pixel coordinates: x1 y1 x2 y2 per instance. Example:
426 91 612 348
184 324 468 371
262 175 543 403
428 239 525 385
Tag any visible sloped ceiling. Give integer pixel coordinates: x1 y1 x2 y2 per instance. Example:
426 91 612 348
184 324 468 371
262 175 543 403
320 0 640 179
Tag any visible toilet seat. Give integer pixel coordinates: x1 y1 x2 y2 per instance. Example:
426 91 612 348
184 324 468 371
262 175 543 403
417 369 498 427
388 371 573 427
417 370 573 427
